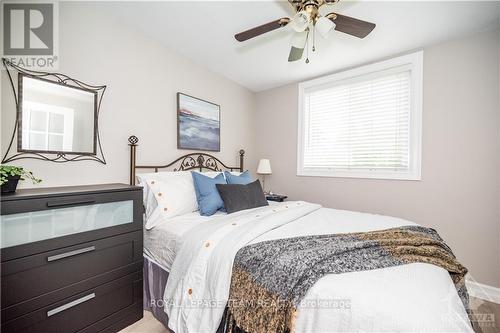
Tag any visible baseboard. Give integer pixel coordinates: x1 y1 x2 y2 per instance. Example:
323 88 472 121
466 279 500 304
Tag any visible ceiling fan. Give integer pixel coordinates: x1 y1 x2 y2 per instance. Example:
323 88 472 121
234 0 376 63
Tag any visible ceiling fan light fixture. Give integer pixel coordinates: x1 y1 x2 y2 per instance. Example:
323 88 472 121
288 31 308 62
291 11 310 32
316 16 335 38
290 31 307 48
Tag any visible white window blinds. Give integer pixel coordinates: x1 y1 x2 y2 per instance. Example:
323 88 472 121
298 52 423 180
304 70 410 171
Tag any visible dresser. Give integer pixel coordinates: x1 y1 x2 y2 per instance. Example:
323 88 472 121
0 184 144 333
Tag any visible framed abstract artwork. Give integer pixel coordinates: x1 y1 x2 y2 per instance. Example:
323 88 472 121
177 92 220 152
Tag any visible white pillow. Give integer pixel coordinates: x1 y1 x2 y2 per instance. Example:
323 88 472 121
137 177 158 220
137 171 183 219
148 175 197 217
137 171 198 228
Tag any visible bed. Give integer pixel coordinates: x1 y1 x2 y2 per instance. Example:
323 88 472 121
127 136 473 333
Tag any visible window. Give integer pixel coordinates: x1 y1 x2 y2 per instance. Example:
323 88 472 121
297 51 423 180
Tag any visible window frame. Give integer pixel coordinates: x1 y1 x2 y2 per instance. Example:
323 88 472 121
297 51 424 181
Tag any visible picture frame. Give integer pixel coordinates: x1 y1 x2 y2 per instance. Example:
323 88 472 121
177 92 220 152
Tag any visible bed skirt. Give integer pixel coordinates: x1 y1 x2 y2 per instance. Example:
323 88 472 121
143 255 232 333
143 256 171 328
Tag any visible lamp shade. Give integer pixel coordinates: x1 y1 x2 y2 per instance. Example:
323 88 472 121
316 16 335 38
291 11 310 32
257 159 272 175
291 31 307 48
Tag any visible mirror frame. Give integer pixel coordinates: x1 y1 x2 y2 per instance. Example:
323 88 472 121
2 58 107 164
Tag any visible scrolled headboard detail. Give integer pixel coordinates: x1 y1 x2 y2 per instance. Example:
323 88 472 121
128 136 244 185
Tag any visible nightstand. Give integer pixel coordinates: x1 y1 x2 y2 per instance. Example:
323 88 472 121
266 194 288 202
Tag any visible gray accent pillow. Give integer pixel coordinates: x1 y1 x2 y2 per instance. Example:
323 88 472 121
216 180 268 214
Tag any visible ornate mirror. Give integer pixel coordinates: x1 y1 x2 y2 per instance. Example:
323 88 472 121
2 58 106 163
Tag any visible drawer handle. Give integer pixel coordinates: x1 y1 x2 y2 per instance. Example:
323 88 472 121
47 246 96 262
47 293 95 317
46 198 95 208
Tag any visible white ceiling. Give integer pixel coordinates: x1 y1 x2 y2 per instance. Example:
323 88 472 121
103 1 500 92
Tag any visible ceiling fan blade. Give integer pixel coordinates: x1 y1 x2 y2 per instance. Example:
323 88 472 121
288 46 304 62
235 18 290 42
327 12 375 38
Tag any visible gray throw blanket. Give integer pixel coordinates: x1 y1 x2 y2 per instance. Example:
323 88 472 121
226 225 469 333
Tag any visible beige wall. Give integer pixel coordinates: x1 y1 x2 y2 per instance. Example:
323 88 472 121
255 29 500 288
498 27 500 288
1 2 256 188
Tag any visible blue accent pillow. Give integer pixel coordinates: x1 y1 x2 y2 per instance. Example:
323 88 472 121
224 170 253 185
191 172 227 216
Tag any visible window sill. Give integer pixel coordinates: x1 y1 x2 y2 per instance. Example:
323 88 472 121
296 169 421 181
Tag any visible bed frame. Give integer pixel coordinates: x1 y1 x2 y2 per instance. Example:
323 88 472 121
127 135 245 185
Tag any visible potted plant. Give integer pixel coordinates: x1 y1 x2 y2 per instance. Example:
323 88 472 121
0 165 42 194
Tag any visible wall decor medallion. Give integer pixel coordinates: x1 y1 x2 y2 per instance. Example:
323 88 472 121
177 92 220 152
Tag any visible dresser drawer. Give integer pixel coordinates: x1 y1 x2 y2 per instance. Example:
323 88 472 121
1 230 142 309
1 271 142 333
0 190 143 256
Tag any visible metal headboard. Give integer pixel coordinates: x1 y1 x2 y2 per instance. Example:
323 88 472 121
127 136 245 185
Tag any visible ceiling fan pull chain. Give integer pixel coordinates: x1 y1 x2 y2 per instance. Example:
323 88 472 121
305 29 310 64
312 26 316 52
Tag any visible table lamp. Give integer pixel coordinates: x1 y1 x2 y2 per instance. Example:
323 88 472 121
257 159 272 194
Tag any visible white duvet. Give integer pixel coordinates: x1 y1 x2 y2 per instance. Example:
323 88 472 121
144 211 224 271
163 202 472 333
